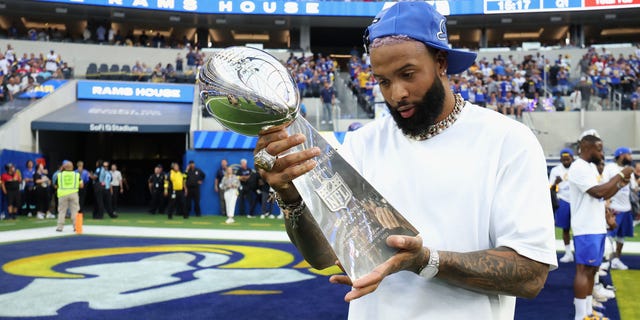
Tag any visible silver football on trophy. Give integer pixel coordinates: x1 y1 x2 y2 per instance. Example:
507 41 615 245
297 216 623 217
198 46 300 136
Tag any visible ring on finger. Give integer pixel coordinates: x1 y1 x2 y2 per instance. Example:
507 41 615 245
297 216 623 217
254 148 277 171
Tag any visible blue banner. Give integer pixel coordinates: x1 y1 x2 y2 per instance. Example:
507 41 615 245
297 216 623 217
542 0 582 11
36 0 484 17
19 79 67 99
77 80 195 103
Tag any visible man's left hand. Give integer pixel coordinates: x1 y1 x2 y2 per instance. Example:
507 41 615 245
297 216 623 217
329 235 425 302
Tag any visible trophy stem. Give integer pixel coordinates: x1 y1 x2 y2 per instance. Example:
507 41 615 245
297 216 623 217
285 117 418 280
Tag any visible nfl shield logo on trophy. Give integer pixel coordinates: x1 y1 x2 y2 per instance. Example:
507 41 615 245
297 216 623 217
314 173 353 212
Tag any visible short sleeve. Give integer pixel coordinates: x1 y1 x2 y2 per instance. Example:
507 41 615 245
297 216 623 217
569 161 598 193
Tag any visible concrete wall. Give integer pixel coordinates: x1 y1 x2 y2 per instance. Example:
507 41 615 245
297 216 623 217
0 39 299 78
523 110 639 156
0 79 78 153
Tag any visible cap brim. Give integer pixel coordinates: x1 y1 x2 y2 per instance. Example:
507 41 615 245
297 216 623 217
427 41 477 75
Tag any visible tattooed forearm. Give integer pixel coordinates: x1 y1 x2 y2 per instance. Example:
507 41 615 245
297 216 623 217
436 247 549 298
285 206 337 270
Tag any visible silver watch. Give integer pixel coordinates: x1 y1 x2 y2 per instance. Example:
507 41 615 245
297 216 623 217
419 248 439 279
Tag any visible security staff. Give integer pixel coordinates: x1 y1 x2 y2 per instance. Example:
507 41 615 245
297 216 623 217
148 164 168 215
166 162 187 219
55 160 83 232
185 160 206 217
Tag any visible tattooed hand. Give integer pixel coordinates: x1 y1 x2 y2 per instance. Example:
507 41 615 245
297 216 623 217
254 124 320 202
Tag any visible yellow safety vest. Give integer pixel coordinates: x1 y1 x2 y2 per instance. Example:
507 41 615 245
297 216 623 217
57 171 81 198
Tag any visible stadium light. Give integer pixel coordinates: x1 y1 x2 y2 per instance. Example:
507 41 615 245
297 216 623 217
55 7 67 14
113 11 125 18
274 19 286 25
604 14 616 20
216 18 227 24
169 16 180 22
0 3 6 9
501 18 512 24
550 16 562 22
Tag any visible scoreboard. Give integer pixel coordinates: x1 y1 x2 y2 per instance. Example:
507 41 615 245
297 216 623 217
485 0 640 13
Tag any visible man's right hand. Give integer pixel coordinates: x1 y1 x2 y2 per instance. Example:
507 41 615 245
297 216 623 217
254 125 320 202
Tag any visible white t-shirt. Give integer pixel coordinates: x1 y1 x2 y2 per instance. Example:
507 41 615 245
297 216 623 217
602 163 637 212
549 164 571 202
339 102 557 320
568 158 606 235
110 170 123 187
45 53 58 73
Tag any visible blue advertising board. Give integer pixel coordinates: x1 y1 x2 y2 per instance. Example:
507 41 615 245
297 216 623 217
77 80 195 103
19 79 67 99
36 0 484 17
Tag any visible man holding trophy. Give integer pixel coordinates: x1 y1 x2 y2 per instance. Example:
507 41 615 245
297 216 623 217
199 2 557 318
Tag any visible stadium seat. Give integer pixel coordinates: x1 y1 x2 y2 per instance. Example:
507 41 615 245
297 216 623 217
120 64 133 81
108 64 120 80
85 63 99 80
98 63 109 79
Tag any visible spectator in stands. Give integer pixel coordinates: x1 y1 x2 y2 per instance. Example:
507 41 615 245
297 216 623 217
139 31 149 46
514 91 528 119
108 26 116 44
186 47 197 70
8 23 18 39
319 81 336 125
0 74 6 103
486 91 498 112
595 70 610 110
96 25 107 43
176 53 183 72
0 53 8 76
500 90 515 116
82 26 92 42
45 50 59 73
576 77 593 111
631 86 640 111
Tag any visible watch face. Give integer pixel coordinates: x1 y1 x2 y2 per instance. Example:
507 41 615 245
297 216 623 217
419 266 438 279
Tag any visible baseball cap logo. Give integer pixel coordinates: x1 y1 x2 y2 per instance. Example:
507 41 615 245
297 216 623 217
436 19 447 41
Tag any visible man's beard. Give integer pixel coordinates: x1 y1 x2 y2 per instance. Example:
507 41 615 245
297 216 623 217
621 158 632 166
386 78 446 137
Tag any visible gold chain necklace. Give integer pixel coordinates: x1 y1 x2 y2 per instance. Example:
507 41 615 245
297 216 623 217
406 94 465 141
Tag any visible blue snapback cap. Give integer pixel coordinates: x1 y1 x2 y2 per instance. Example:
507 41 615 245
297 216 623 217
365 1 477 75
560 148 574 157
614 147 631 158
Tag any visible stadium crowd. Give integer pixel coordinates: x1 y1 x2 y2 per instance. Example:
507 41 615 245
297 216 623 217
0 43 73 104
346 44 640 118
